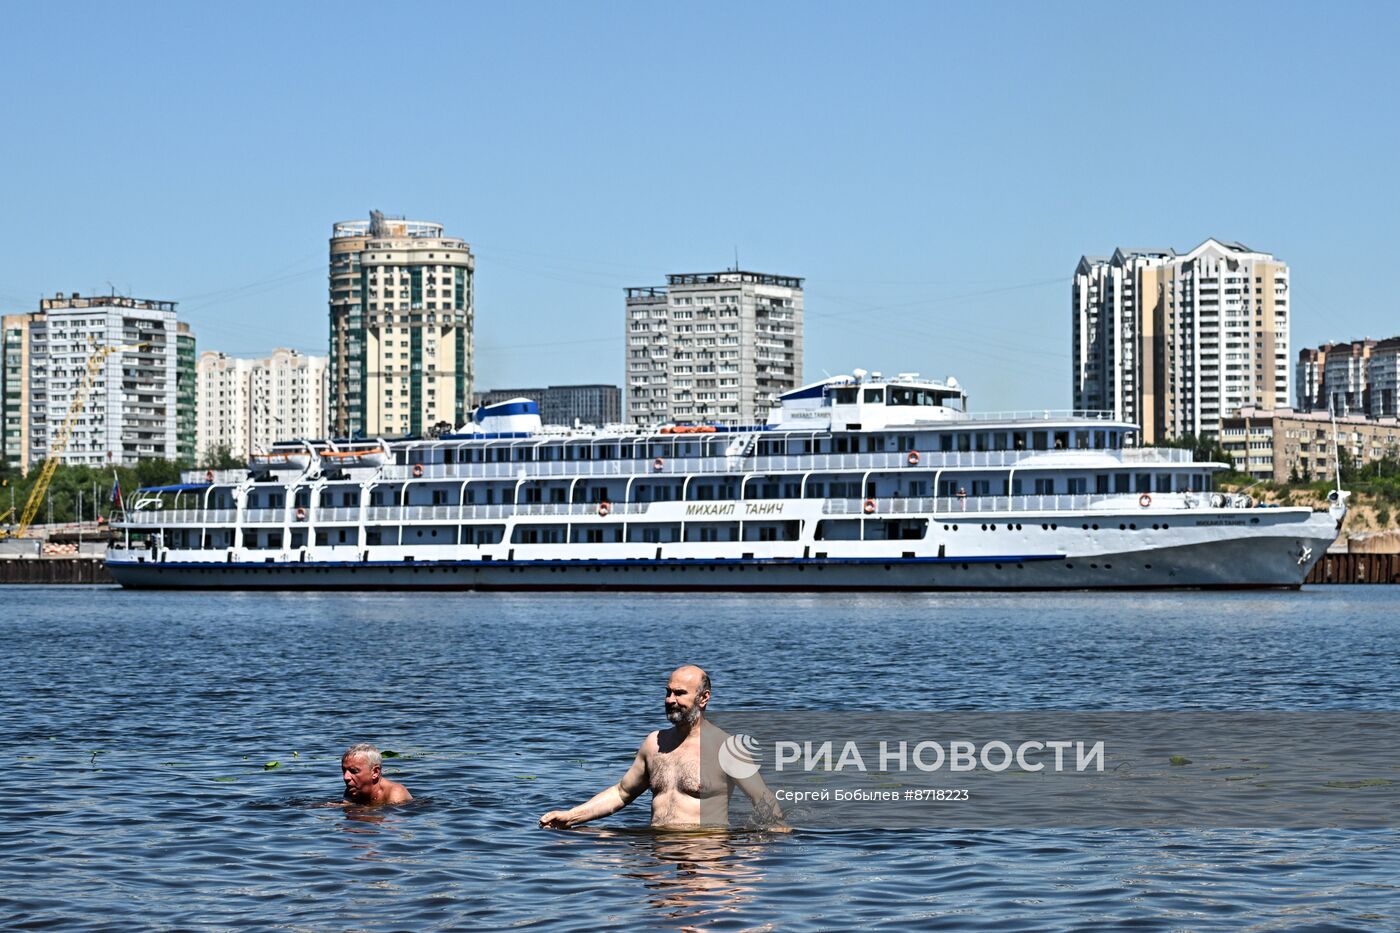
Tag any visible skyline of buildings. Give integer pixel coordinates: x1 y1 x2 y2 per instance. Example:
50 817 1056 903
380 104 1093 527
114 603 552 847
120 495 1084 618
1295 337 1400 420
625 270 803 427
329 210 475 439
4 219 1398 492
1072 239 1291 444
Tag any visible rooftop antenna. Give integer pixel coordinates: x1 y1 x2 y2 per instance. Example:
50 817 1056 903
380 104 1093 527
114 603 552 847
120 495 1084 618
733 245 739 273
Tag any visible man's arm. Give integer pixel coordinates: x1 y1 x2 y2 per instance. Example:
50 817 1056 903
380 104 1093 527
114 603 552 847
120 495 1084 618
384 781 413 804
734 771 788 830
540 738 651 829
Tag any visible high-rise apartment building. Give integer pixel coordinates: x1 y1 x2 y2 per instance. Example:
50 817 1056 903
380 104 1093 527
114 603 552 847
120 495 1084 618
1321 339 1376 417
197 348 328 462
625 270 803 427
1 294 188 470
1369 338 1400 419
474 384 621 427
1073 239 1290 443
2 313 33 471
329 210 474 438
1295 344 1331 412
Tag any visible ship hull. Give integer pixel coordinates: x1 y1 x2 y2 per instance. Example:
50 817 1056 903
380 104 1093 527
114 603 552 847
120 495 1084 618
106 525 1336 591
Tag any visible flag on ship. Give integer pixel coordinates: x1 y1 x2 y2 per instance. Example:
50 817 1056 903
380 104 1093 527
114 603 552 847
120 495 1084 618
110 473 123 513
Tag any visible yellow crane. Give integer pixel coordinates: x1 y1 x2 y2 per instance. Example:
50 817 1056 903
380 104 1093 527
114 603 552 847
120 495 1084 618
7 340 146 540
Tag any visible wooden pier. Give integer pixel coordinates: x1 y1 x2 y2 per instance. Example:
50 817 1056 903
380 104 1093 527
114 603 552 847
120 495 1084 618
0 558 114 584
1306 552 1400 585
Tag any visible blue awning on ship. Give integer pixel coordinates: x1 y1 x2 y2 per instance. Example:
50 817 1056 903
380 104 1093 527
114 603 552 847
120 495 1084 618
136 483 212 493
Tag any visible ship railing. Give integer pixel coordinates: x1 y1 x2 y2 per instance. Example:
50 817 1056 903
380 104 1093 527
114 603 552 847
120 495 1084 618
179 468 246 485
119 509 236 525
823 494 1139 515
379 447 1195 482
1120 448 1196 463
957 409 1117 422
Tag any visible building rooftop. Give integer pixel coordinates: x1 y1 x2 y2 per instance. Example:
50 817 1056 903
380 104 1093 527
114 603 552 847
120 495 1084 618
664 270 803 289
39 293 176 313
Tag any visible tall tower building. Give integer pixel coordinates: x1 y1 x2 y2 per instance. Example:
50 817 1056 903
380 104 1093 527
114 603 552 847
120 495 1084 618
625 270 803 427
329 210 474 438
1073 239 1290 443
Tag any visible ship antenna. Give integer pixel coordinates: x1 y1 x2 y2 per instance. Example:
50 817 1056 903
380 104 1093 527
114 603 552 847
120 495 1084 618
1330 398 1343 498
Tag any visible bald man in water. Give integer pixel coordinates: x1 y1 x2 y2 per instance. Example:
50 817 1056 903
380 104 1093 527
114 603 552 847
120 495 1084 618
539 665 783 829
341 743 412 806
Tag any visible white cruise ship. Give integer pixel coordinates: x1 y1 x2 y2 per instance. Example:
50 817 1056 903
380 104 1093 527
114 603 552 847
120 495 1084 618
107 371 1346 590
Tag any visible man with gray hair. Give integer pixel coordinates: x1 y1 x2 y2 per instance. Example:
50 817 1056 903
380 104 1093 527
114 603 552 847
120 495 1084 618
341 743 412 806
539 664 783 829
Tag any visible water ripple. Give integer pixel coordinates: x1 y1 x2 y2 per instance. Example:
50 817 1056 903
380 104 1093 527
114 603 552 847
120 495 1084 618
2 587 1398 928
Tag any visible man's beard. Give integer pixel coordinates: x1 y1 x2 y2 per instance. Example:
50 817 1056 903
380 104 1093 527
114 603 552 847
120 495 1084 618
666 704 701 725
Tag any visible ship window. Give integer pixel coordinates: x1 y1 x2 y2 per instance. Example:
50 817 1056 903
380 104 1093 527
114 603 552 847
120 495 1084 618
1156 474 1172 493
1076 432 1090 450
889 387 913 406
1094 431 1106 449
863 388 884 403
940 435 953 452
1054 431 1069 449
1067 477 1087 494
1013 432 1027 450
1032 432 1048 451
975 433 988 452
1136 474 1151 493
1034 479 1054 495
1114 474 1130 493
831 387 858 404
815 519 861 540
1096 475 1109 494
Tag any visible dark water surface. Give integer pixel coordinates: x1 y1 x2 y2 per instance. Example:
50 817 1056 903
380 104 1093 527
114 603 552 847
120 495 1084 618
3 586 1398 930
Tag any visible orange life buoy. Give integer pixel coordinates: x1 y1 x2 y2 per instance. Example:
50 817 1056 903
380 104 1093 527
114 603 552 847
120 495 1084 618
412 463 424 478
907 450 920 466
1139 493 1151 508
205 470 214 483
295 507 307 521
653 457 664 471
863 498 876 515
597 501 611 517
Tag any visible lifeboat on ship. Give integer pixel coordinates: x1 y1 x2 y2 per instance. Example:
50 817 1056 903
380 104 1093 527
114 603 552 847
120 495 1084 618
247 450 313 471
318 446 388 468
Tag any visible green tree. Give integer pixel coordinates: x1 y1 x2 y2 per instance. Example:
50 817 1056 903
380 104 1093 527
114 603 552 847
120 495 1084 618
200 443 243 470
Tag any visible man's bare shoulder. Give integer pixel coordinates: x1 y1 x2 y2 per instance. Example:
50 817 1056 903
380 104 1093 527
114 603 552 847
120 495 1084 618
383 780 413 804
698 720 731 742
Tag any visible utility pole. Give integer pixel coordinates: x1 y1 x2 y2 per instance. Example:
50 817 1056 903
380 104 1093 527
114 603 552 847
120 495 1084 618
78 490 83 549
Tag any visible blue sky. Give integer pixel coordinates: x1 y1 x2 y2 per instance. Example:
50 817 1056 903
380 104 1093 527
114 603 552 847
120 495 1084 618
4 2 1396 410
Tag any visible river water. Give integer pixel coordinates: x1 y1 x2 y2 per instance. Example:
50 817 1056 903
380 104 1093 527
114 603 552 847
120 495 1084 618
3 586 1398 930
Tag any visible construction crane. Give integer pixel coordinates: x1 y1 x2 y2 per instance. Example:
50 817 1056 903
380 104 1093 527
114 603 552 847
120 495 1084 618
8 340 146 540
